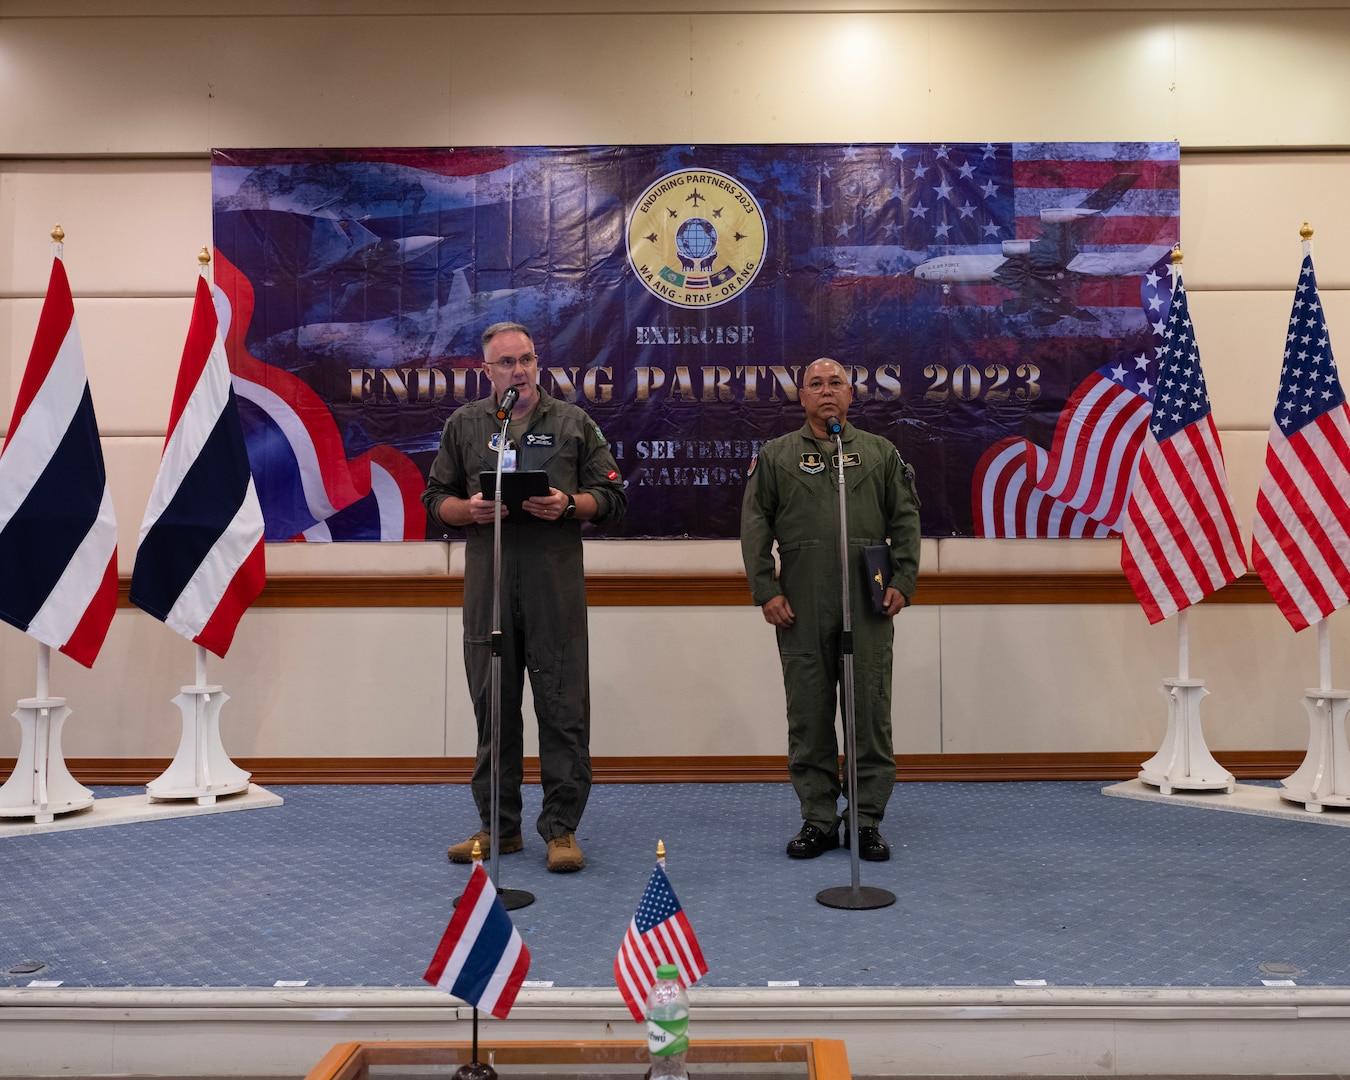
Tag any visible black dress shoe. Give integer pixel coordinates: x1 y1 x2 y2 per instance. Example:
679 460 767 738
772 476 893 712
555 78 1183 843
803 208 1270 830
786 822 840 859
844 825 891 862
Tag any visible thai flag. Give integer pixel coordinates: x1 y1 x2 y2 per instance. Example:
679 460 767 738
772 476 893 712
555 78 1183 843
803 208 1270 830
0 256 118 668
423 863 531 1020
129 275 265 658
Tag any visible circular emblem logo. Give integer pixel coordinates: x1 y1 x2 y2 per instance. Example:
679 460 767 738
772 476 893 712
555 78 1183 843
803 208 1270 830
626 168 767 310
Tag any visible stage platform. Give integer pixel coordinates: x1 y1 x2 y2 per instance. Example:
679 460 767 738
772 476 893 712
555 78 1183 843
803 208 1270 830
4 780 1350 1078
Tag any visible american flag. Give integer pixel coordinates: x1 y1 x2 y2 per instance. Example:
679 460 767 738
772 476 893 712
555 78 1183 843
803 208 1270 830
1032 252 1174 529
614 862 708 1023
423 862 531 1020
1121 267 1246 623
1251 252 1350 631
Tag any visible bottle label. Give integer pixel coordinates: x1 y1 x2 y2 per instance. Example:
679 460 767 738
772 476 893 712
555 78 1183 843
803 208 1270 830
646 1016 689 1056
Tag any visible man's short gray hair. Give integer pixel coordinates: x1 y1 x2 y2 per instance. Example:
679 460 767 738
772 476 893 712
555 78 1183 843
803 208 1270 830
481 321 534 355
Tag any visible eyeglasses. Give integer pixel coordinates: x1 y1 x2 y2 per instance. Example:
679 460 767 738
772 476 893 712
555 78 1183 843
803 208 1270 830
486 353 538 375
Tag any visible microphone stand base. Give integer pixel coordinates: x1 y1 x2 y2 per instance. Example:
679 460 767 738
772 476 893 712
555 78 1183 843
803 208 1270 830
453 1063 497 1080
452 886 535 910
496 886 535 910
816 884 896 910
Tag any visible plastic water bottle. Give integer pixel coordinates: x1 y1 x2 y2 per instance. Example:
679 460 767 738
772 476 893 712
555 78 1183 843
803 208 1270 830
645 964 690 1079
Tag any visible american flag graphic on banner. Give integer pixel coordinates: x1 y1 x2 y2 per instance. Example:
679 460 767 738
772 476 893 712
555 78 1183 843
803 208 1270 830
1252 252 1350 631
614 862 708 1023
973 252 1174 536
1121 266 1246 623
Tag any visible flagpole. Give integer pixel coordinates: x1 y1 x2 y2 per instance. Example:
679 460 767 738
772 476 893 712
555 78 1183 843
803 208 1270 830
1177 607 1189 681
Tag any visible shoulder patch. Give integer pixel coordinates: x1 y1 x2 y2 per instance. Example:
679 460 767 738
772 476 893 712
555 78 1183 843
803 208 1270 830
591 422 607 445
747 453 758 477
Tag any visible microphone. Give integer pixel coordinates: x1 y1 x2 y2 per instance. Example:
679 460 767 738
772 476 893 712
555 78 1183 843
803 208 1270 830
495 387 519 421
826 415 843 437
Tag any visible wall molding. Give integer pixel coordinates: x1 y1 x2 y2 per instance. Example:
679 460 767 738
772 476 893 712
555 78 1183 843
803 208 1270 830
20 751 1302 787
112 572 1276 609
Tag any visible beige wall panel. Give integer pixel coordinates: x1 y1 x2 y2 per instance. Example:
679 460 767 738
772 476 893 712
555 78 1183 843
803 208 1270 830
1175 13 1350 150
0 612 194 759
583 603 943 757
688 14 932 143
265 540 450 575
937 537 1121 574
0 19 211 154
444 16 692 146
175 607 452 757
1216 428 1268 555
1181 155 1350 290
102 435 164 574
203 17 455 150
0 163 211 295
1 296 192 438
1186 290 1290 431
937 600 1327 754
928 13 1176 142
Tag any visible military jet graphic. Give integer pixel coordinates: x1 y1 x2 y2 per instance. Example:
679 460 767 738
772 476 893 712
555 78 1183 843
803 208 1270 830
911 172 1170 326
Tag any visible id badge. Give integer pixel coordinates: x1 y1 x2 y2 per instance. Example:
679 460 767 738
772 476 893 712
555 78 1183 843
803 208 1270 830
501 448 517 472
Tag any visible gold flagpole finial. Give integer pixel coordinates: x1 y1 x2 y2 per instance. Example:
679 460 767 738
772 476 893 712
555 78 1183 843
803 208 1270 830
51 224 65 244
1300 221 1314 241
199 246 211 267
656 839 666 862
1171 244 1183 265
470 838 483 863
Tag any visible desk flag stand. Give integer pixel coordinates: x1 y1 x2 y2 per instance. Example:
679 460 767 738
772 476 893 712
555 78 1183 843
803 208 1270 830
816 416 896 912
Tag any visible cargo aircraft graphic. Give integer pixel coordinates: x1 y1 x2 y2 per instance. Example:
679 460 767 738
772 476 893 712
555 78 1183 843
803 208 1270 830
912 172 1170 325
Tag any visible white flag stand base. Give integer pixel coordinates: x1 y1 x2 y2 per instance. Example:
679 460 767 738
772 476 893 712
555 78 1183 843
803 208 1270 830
1138 678 1236 795
146 685 250 805
0 698 95 822
1278 689 1350 813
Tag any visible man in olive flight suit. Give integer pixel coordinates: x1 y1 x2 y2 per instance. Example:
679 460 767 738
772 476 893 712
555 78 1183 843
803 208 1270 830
740 358 920 862
422 321 626 873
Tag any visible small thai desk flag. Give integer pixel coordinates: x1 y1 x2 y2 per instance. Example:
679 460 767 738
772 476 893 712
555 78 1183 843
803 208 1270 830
1252 251 1350 630
129 274 265 656
0 255 118 667
423 863 531 1020
1121 265 1246 622
615 862 708 1022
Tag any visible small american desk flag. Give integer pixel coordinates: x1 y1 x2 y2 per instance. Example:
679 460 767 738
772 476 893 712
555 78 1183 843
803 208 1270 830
1121 266 1246 622
423 863 530 1020
615 862 708 1022
1252 252 1350 631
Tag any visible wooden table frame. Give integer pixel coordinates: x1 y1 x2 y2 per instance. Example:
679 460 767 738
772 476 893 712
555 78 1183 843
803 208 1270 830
307 1039 851 1080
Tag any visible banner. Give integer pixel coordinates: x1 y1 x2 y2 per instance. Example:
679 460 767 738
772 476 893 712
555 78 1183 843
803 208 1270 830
211 142 1179 540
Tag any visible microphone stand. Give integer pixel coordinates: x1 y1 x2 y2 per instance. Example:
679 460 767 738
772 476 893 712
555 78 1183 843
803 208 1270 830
817 417 896 912
484 392 532 911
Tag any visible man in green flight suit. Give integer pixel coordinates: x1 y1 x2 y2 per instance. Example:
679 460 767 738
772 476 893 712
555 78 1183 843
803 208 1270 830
740 358 921 861
422 322 626 874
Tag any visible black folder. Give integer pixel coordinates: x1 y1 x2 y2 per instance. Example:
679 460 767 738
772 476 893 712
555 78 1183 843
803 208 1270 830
480 470 551 515
863 544 892 613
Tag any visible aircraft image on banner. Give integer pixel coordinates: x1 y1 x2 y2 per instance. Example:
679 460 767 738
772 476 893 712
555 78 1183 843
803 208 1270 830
912 172 1170 326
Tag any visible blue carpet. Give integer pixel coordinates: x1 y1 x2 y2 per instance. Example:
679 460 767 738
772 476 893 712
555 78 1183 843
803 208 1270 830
1 781 1346 990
